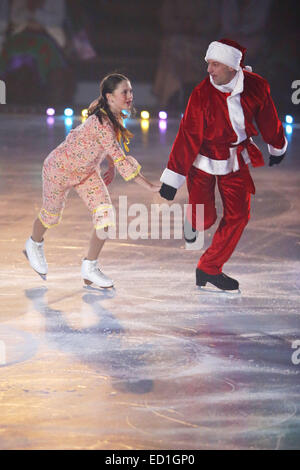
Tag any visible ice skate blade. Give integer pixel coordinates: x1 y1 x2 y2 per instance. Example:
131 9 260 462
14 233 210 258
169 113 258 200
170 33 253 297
197 285 241 295
83 280 114 290
23 250 47 280
83 284 115 293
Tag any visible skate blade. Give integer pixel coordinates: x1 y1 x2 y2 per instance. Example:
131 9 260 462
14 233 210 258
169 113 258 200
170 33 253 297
83 283 114 291
23 250 47 281
197 285 241 295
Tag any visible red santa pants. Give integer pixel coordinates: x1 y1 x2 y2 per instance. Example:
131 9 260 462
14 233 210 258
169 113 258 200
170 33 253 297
186 164 255 275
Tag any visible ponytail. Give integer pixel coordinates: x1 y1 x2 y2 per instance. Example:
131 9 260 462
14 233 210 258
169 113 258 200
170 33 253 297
87 97 101 116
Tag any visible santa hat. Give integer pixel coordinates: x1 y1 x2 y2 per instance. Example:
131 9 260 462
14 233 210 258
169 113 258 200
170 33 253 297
205 38 252 71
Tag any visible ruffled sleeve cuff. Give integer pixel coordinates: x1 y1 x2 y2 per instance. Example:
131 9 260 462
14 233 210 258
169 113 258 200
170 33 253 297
115 155 141 181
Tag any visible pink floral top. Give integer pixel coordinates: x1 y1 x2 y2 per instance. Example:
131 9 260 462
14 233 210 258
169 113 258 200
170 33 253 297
51 114 141 181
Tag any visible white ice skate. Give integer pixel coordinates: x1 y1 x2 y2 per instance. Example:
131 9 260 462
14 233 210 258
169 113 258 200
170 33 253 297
81 259 114 289
24 237 48 280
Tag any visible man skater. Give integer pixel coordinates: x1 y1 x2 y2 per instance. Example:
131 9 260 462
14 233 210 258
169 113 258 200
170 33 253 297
159 38 287 292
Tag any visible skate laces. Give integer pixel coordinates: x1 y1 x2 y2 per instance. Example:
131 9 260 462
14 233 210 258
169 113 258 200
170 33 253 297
90 261 103 275
96 266 105 276
36 244 45 262
85 260 109 278
95 264 109 279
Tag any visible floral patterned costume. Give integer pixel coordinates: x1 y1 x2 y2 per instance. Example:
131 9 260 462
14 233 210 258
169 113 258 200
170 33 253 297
38 114 141 230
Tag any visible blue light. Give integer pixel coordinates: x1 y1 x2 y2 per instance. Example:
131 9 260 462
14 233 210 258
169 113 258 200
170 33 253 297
65 117 73 127
285 115 293 124
64 107 74 117
286 124 293 134
122 110 130 127
64 117 73 136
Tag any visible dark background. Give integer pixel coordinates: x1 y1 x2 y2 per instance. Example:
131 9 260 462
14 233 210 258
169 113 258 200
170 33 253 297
0 0 299 114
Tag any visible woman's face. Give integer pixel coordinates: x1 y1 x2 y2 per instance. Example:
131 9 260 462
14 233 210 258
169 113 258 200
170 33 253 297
106 80 133 114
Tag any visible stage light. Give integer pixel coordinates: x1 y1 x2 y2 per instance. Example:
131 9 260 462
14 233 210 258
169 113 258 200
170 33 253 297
159 111 167 120
64 117 73 135
46 107 55 116
285 115 293 124
46 116 55 126
141 119 149 131
81 108 88 118
286 124 293 134
159 119 167 131
65 117 73 127
141 110 150 120
64 107 74 117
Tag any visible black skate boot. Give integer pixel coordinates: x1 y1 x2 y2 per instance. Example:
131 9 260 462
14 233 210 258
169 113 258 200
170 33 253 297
196 268 239 292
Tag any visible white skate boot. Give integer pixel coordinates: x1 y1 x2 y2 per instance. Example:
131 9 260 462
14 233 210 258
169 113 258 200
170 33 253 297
24 237 48 280
81 259 114 288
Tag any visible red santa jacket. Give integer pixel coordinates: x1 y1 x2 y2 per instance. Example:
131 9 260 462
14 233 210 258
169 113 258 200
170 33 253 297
160 69 287 189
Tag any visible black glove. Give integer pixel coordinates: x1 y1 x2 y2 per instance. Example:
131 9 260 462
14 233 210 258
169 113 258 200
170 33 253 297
159 183 177 201
183 219 198 243
269 152 286 167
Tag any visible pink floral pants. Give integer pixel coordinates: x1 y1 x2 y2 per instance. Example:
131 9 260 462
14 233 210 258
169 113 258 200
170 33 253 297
38 150 115 230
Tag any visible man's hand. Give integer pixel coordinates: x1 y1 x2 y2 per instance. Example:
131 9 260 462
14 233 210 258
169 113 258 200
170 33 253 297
269 152 286 167
159 183 177 200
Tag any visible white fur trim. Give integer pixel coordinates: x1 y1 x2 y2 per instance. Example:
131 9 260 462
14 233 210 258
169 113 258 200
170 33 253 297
193 148 232 175
160 168 186 189
225 68 247 144
227 94 247 144
205 41 242 71
268 137 288 156
192 145 251 175
209 67 247 145
241 148 251 165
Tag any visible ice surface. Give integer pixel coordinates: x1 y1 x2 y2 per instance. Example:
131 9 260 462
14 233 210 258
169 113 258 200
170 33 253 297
0 114 299 449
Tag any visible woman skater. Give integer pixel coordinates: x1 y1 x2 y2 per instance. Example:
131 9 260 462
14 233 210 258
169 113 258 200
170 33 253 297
24 73 159 288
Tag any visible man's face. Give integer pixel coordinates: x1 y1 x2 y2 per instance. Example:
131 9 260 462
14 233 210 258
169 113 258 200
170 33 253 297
207 60 237 86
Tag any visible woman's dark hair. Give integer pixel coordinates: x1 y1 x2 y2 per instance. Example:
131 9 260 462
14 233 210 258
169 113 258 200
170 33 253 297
87 73 134 143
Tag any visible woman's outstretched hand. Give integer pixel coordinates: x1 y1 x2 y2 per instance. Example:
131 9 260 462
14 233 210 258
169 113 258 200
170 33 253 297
149 183 161 192
134 173 161 192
